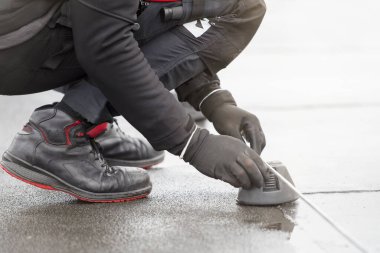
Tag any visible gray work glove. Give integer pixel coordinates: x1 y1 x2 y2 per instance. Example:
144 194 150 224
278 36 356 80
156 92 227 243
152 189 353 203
182 128 269 189
200 90 266 154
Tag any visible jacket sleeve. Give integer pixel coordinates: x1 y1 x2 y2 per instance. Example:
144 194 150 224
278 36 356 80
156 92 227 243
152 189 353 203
70 0 194 152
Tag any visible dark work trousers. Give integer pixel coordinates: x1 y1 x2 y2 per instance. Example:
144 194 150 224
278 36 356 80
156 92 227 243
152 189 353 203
0 0 266 150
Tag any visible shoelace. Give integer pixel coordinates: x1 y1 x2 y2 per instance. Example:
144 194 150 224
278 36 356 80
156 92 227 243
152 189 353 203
113 118 125 135
89 139 115 174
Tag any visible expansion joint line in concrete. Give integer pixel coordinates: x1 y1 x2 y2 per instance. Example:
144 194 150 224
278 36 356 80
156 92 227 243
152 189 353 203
263 161 370 253
303 189 380 195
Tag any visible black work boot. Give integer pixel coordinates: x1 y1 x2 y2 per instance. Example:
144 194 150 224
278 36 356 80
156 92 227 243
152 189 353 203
95 120 165 169
0 106 152 203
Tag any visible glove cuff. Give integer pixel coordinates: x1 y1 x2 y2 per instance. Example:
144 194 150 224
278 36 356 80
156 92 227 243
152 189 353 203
166 115 197 156
176 72 221 111
200 90 237 120
181 127 210 163
179 125 199 159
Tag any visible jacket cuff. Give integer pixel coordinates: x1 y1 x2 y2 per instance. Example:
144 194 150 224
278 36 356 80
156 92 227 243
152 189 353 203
151 115 197 155
200 90 237 120
176 72 221 110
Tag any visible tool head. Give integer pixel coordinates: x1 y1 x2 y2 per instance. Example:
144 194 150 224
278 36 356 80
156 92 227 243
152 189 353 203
237 161 299 206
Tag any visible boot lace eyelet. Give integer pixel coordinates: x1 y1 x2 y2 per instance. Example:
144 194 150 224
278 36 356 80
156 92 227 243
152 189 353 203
89 139 115 175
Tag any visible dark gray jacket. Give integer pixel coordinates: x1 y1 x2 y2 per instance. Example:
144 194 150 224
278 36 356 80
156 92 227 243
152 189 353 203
0 0 63 49
0 0 194 153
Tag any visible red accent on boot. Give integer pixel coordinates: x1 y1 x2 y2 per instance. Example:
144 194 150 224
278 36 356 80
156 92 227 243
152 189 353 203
0 164 55 190
86 122 109 138
64 120 82 145
76 132 85 137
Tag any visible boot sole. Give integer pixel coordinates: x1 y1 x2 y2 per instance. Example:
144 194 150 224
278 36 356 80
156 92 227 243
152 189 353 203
0 152 152 203
105 152 165 170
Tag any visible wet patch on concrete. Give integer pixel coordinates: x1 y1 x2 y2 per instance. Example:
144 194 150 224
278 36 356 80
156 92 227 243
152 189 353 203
0 164 373 253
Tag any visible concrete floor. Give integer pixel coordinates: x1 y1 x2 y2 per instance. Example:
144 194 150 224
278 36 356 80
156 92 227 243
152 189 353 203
1 0 379 252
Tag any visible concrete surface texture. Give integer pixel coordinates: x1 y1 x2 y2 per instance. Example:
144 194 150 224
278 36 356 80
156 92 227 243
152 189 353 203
0 0 379 252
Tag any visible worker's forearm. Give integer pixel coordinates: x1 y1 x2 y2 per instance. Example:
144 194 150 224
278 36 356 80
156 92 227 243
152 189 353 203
70 0 193 151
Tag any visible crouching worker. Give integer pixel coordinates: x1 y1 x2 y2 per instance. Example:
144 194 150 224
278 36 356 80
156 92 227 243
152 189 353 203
0 0 268 202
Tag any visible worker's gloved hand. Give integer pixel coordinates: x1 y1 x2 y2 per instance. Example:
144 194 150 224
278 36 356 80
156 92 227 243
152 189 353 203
182 128 269 189
200 90 266 154
211 105 266 154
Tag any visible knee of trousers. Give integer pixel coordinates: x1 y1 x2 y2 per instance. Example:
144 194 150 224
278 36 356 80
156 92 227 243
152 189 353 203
197 0 266 73
232 0 267 49
246 0 267 24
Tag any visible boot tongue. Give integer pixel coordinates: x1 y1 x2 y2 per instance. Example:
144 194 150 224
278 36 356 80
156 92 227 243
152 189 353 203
86 122 109 138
